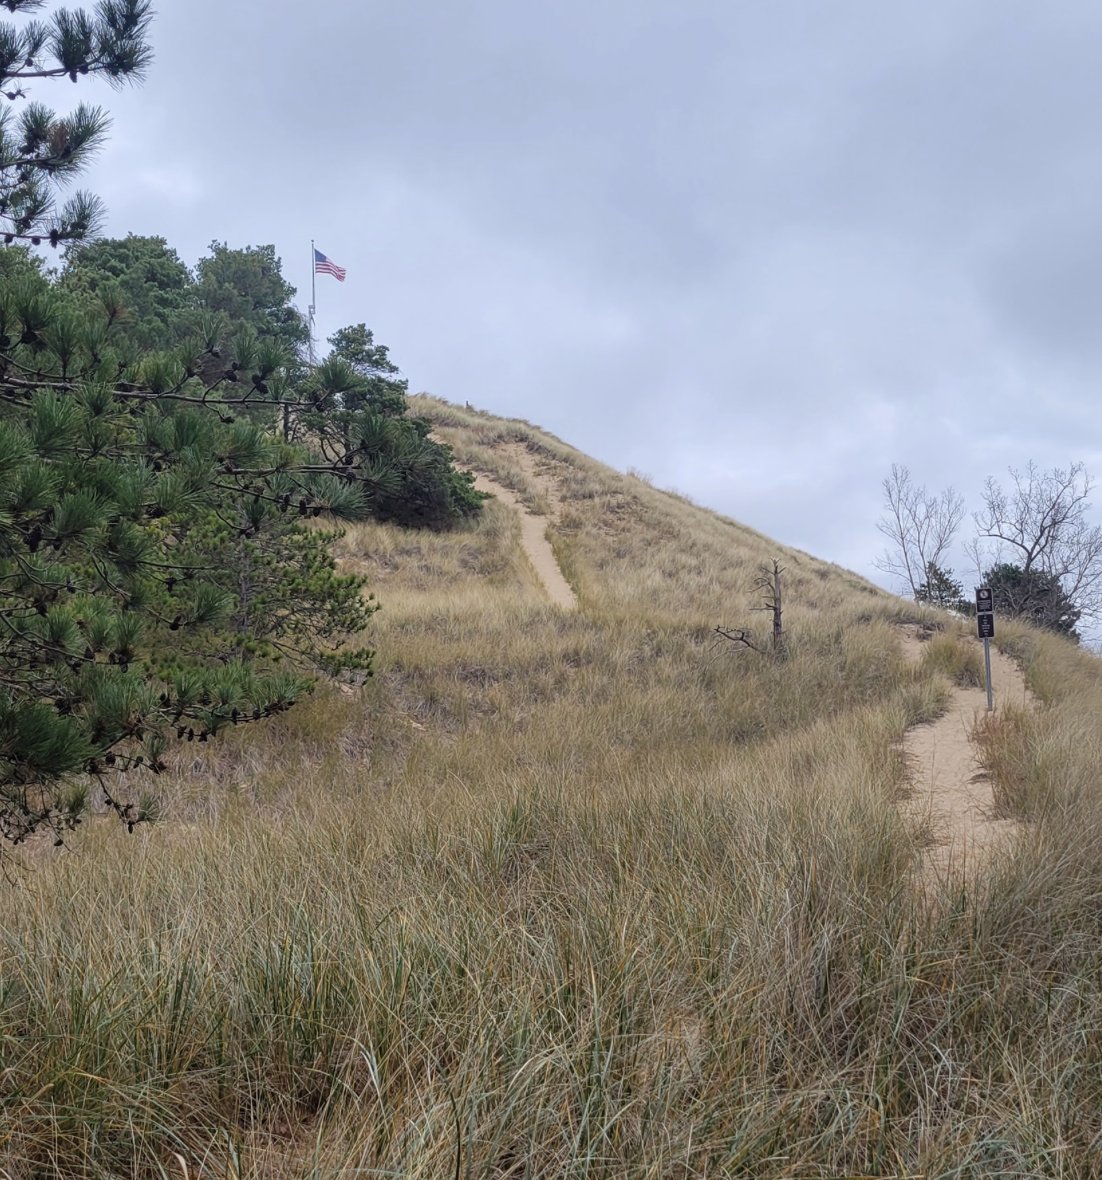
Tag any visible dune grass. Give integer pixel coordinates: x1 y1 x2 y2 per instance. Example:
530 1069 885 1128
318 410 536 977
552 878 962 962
917 629 986 688
3 404 1102 1177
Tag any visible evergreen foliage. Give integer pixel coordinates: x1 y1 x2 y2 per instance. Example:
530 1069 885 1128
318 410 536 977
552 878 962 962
0 0 151 246
325 322 408 416
0 237 42 283
0 288 381 842
55 241 486 528
914 562 970 613
195 241 310 361
985 562 1082 641
975 462 1102 627
61 233 192 350
0 249 481 844
0 1 483 848
292 324 488 528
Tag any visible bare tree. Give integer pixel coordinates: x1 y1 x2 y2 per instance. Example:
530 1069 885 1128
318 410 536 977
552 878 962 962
962 533 988 588
712 560 786 659
874 465 966 598
751 560 785 651
973 461 1102 622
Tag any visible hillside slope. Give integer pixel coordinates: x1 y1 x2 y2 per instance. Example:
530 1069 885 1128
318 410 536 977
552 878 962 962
4 399 1102 1178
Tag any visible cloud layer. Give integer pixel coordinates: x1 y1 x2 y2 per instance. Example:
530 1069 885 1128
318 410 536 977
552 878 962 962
64 0 1102 589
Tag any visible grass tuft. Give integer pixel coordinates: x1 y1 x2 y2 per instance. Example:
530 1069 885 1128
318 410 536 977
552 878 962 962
920 629 987 687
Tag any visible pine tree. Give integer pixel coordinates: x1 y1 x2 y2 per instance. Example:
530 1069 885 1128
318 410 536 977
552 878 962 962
0 5 485 849
0 4 377 847
61 233 193 350
0 0 151 247
914 562 970 613
195 242 310 362
294 324 488 528
326 322 409 417
0 290 383 843
985 563 1081 642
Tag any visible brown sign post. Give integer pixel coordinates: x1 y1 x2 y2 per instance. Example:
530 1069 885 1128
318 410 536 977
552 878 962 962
976 587 994 711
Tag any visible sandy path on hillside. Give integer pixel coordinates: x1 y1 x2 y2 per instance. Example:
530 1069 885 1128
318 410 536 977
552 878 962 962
899 628 1032 878
470 445 578 611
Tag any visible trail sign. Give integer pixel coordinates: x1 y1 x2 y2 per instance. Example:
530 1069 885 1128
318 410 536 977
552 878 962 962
975 587 994 710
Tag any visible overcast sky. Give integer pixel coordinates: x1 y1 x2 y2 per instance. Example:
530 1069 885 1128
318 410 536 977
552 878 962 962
62 1 1102 592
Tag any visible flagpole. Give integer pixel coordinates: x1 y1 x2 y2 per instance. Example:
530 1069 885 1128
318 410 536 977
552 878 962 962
307 238 317 366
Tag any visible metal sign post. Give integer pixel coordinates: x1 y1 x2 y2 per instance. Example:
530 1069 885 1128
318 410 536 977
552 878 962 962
976 587 994 711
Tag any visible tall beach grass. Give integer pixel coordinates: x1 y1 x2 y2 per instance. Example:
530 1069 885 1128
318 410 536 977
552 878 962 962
2 404 1102 1176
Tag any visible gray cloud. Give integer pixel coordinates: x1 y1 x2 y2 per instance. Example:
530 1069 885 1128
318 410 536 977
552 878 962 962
61 0 1102 604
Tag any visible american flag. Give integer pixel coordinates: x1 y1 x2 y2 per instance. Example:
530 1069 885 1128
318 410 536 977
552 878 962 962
314 248 346 282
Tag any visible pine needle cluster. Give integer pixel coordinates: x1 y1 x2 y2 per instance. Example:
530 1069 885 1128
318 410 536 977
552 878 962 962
0 0 151 246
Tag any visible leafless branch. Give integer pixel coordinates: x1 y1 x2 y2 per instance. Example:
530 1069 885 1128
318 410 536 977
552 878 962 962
874 464 965 598
974 461 1102 621
712 626 763 655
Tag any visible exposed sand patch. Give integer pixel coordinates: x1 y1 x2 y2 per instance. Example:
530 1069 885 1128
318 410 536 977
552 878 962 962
899 625 1034 878
498 440 568 515
469 448 577 611
426 432 577 610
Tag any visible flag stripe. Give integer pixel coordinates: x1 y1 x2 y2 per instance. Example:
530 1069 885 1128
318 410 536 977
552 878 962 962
314 248 346 282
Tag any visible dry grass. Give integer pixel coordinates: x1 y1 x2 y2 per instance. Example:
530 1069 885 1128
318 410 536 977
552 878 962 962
3 402 1102 1177
918 629 986 688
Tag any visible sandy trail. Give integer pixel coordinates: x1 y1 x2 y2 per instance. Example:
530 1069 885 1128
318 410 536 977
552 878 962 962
470 446 578 611
899 627 1032 877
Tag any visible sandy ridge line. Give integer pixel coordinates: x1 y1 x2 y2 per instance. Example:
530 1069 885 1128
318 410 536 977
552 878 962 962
899 627 1033 877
